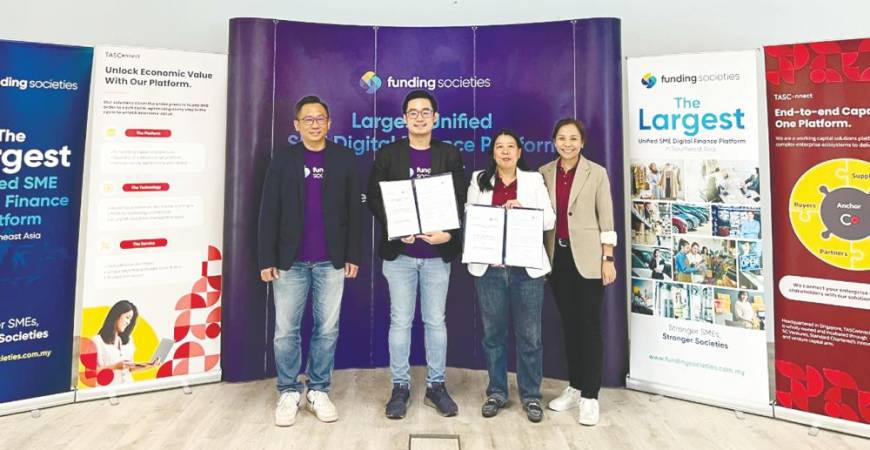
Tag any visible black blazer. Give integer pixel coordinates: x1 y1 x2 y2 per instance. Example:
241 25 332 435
258 141 362 270
367 139 466 262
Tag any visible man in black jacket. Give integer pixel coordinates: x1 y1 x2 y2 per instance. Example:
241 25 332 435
258 95 361 427
367 90 466 419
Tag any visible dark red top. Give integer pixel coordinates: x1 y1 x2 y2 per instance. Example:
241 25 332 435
555 164 577 240
491 175 517 206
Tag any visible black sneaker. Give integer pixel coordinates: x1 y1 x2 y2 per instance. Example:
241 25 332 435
386 384 410 419
481 396 506 418
524 400 544 423
424 382 458 417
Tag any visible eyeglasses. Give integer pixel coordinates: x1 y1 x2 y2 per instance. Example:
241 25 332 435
299 116 327 126
405 109 434 120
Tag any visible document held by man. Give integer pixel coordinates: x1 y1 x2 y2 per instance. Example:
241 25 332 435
380 174 460 239
414 173 460 233
504 207 544 269
461 204 506 265
379 179 421 239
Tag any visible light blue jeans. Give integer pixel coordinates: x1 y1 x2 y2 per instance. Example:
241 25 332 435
272 261 344 393
382 255 451 386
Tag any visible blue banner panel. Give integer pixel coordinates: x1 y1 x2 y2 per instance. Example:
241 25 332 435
0 40 92 403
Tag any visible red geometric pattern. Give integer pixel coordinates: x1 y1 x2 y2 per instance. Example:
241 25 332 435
78 337 100 388
157 245 222 380
78 336 120 387
775 359 870 423
765 39 870 85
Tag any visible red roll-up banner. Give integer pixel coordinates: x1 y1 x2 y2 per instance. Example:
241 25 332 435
764 38 870 437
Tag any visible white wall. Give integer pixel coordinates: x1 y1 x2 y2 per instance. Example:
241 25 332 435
3 0 869 56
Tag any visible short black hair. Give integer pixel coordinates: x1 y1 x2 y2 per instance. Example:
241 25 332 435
402 90 438 114
294 95 329 118
552 117 587 142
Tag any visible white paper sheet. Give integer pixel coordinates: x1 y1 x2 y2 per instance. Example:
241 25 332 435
379 179 421 239
504 207 544 269
461 204 506 265
414 173 460 233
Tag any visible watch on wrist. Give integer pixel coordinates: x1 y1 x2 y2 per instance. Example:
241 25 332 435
602 255 614 262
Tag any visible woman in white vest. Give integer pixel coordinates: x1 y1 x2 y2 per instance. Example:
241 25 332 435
465 129 555 423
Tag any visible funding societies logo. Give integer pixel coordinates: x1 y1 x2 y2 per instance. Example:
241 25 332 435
641 72 657 89
360 71 382 94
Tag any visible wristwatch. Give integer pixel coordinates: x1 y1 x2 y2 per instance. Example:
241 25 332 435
602 255 614 262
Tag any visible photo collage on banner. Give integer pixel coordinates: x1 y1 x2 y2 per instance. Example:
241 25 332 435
627 50 771 413
76 46 226 398
0 40 92 413
765 38 869 434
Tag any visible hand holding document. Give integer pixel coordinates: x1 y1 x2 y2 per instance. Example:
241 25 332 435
379 173 460 240
462 204 544 269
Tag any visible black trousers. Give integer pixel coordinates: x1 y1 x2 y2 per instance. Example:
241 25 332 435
549 244 603 399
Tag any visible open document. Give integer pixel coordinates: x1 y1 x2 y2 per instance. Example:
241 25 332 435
379 173 460 240
462 204 544 269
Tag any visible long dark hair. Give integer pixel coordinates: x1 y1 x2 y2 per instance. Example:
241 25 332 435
477 128 529 192
98 300 138 345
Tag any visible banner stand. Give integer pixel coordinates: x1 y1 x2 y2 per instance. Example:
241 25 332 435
0 392 74 417
774 406 870 439
74 370 220 402
627 376 773 417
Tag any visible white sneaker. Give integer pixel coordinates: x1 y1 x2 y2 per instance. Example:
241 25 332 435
306 390 339 423
548 386 582 411
275 391 301 427
578 398 600 426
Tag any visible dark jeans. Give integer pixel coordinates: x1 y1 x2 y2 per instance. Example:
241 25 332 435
549 244 604 399
475 266 544 404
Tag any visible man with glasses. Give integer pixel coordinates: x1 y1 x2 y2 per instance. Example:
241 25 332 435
259 95 361 427
368 90 466 419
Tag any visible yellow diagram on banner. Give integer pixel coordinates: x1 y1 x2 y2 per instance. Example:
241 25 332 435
788 158 869 271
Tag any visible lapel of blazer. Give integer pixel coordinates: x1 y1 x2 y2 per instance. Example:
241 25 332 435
478 173 495 204
542 161 557 207
397 140 411 180
290 145 305 206
568 156 591 209
430 141 446 175
322 141 335 193
515 170 530 204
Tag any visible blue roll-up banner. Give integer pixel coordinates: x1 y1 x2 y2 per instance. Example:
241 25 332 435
0 40 92 415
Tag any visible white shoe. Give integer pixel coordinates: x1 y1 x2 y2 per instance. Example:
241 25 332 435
548 386 582 411
275 391 301 427
307 390 339 423
578 398 600 426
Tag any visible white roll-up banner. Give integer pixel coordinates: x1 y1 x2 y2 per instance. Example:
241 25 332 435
74 46 226 400
625 50 773 415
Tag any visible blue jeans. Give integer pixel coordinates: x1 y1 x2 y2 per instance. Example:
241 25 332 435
382 255 451 386
272 261 344 393
475 266 544 404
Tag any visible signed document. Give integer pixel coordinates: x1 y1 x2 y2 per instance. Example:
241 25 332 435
504 207 544 269
461 204 505 265
379 179 421 239
414 173 460 233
